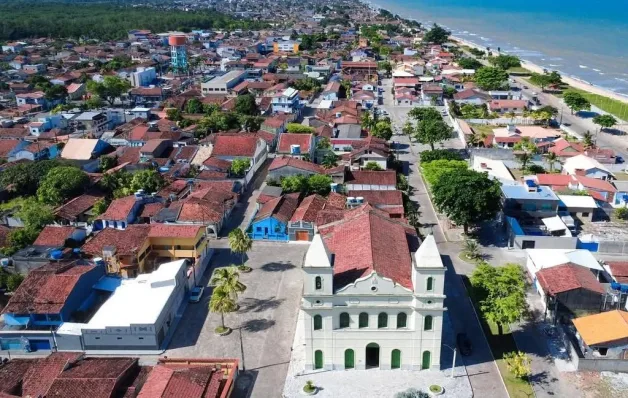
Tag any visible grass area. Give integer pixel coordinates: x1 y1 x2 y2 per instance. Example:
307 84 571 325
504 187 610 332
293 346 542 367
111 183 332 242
463 277 535 398
508 66 532 75
510 168 524 181
468 123 500 137
556 87 628 121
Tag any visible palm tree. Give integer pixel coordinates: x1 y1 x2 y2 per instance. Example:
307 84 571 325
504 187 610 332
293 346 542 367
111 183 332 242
209 286 237 334
210 267 247 301
516 152 532 171
506 111 516 123
463 238 482 261
582 131 594 149
544 152 559 173
467 133 479 148
361 111 376 131
401 121 414 140
228 228 253 267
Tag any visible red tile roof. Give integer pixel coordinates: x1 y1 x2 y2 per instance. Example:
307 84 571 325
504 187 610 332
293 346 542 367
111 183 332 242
0 139 21 157
140 202 165 218
536 263 605 296
291 194 327 222
33 226 77 247
211 134 259 157
148 224 203 238
202 156 232 171
0 225 9 248
489 100 527 110
347 190 403 207
575 175 617 192
98 195 137 221
277 133 313 154
318 206 416 289
345 170 396 186
607 261 628 284
254 195 298 224
2 262 98 314
269 156 323 174
22 353 82 398
81 225 151 256
175 198 224 223
326 192 347 210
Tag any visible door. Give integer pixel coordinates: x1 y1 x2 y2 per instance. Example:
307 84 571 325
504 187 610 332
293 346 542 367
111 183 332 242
314 350 324 369
344 349 355 369
521 240 535 249
365 343 380 368
295 230 309 241
263 227 269 238
391 349 401 369
421 351 431 370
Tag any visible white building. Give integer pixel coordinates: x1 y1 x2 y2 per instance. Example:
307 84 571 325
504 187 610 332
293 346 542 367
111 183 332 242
301 207 446 371
57 259 189 351
131 67 157 87
562 154 615 181
272 87 300 114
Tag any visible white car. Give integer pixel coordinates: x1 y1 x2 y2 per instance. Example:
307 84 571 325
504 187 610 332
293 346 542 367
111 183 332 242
381 110 390 116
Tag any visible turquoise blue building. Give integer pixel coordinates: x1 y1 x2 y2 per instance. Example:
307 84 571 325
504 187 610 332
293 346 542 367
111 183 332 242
249 195 298 241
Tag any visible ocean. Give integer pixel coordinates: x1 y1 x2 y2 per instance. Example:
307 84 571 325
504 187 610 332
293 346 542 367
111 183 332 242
373 0 628 96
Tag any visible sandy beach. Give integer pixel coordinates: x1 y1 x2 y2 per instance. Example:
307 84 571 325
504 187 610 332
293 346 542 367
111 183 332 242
450 35 628 105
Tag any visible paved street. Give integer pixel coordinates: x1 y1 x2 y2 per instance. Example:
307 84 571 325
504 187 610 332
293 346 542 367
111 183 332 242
165 242 308 398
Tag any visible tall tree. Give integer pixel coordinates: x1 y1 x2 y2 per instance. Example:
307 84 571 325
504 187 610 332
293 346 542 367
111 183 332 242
408 106 441 123
415 118 453 150
423 24 451 45
86 76 131 106
371 120 393 141
210 267 246 301
432 169 502 233
228 228 253 266
234 94 258 115
474 67 509 90
582 131 594 149
470 263 527 335
322 153 339 169
37 166 89 205
563 91 591 114
592 114 617 132
544 152 559 173
209 286 237 334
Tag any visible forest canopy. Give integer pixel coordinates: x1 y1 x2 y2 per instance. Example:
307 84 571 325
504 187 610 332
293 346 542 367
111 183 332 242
0 1 268 41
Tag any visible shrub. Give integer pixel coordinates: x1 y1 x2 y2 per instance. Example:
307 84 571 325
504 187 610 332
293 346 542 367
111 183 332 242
303 380 316 393
616 207 628 220
395 388 429 398
420 149 463 163
504 351 532 379
422 159 468 186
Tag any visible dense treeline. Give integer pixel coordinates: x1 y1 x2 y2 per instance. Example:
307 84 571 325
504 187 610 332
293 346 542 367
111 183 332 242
0 1 268 41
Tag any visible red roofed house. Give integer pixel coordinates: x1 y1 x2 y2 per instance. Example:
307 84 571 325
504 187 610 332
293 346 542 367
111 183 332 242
249 194 299 241
268 156 324 181
288 194 328 241
33 225 87 247
535 263 605 321
345 170 396 191
210 134 268 183
489 100 528 114
301 208 445 371
276 133 315 160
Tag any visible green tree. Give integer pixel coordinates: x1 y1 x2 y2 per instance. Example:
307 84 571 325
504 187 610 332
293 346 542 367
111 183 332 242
401 121 414 138
513 137 538 155
0 159 68 196
91 198 108 218
209 286 237 334
6 273 24 292
423 24 451 45
166 108 183 121
372 120 393 141
364 161 384 171
415 118 453 150
234 94 258 115
408 107 441 123
529 73 553 92
185 98 204 114
210 267 247 301
229 158 251 177
615 207 628 220
129 169 164 195
488 54 521 70
378 61 393 76
457 57 483 70
86 76 131 106
321 153 339 169
85 95 104 109
281 175 310 193
470 262 527 335
504 351 532 379
544 152 559 173
37 166 89 205
593 114 617 132
44 84 68 101
516 152 533 171
422 159 468 186
361 112 377 131
563 91 591 114
99 155 117 172
463 238 482 261
286 123 315 134
308 174 333 195
582 130 594 149
317 137 331 149
474 67 508 90
432 169 502 233
228 228 253 266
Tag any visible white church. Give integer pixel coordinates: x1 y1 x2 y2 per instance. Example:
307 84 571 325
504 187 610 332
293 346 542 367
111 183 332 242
301 206 446 371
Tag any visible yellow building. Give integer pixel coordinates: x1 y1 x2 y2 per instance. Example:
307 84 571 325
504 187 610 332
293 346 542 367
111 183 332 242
82 224 209 278
273 41 299 53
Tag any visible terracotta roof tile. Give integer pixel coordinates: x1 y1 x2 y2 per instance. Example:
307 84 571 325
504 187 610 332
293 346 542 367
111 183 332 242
291 194 327 222
536 263 604 296
33 226 77 247
81 225 151 256
345 170 396 186
347 190 403 207
254 195 298 224
269 156 323 174
98 195 137 221
148 224 203 238
140 202 165 218
277 133 313 154
211 134 259 157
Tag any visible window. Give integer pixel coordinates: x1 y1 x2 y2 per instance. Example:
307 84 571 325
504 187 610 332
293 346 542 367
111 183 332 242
424 315 433 331
359 312 369 328
256 227 262 232
315 276 322 290
339 312 350 328
582 212 590 217
397 313 407 328
314 315 322 330
378 312 388 328
426 277 434 291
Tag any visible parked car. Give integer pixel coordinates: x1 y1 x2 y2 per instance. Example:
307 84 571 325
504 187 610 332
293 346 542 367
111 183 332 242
456 332 473 356
189 286 205 303
381 109 390 116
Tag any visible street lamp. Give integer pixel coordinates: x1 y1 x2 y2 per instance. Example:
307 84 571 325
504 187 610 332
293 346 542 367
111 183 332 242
442 343 457 378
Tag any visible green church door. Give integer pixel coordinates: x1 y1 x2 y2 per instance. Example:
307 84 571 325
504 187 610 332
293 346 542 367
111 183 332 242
422 351 431 370
314 350 323 369
344 349 355 369
391 349 401 369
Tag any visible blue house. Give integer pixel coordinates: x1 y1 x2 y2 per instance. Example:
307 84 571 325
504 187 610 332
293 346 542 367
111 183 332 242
249 194 299 241
1 261 105 351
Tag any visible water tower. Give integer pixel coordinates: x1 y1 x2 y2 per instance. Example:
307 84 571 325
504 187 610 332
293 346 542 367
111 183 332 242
169 35 188 74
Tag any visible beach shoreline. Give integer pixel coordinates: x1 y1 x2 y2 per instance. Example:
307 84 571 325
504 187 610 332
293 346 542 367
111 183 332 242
449 35 628 105
364 0 628 105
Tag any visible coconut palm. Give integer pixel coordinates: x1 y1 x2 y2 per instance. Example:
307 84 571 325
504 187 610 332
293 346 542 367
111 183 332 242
582 131 594 149
463 238 482 261
516 152 532 171
544 152 559 173
228 228 253 266
209 286 237 334
467 133 479 148
210 267 246 301
361 111 376 131
321 153 339 169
